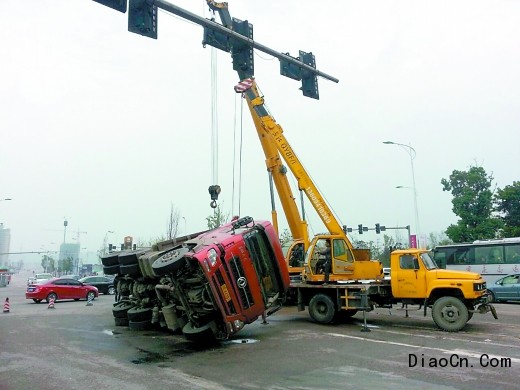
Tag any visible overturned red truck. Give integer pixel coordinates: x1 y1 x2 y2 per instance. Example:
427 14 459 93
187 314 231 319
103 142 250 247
102 217 290 341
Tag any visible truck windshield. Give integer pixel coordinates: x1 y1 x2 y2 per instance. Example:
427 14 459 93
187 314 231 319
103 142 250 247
421 252 438 270
243 228 282 303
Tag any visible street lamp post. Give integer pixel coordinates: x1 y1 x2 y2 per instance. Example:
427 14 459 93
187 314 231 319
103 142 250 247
383 141 421 248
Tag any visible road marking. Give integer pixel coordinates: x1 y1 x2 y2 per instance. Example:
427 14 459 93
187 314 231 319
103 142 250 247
378 329 520 350
327 332 520 363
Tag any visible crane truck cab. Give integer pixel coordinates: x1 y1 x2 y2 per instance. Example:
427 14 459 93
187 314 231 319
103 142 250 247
302 234 383 283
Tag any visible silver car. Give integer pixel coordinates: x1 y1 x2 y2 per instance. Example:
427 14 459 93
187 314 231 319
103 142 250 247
488 274 520 302
27 273 53 286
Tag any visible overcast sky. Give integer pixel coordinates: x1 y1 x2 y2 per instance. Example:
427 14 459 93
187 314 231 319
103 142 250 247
1 0 519 267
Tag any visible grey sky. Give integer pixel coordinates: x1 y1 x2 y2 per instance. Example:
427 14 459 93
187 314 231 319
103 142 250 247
1 0 519 267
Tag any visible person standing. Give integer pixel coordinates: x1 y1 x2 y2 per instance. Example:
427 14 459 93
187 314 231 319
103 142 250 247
317 240 332 284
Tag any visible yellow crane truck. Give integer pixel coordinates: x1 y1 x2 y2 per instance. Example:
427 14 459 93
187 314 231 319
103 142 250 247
203 0 497 332
294 248 496 331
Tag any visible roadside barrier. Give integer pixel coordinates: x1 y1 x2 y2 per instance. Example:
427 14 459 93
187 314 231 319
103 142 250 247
48 298 55 309
3 297 9 313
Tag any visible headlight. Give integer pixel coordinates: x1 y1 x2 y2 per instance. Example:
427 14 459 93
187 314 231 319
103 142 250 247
205 249 218 270
233 319 244 331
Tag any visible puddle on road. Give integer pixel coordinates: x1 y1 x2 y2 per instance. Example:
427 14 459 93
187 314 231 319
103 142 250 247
222 338 259 345
130 338 257 365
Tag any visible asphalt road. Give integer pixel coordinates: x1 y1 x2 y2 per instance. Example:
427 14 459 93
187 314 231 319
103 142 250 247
1 271 519 390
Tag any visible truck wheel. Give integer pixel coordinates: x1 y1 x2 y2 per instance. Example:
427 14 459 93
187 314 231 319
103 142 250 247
182 321 217 343
127 307 153 322
112 302 132 319
152 247 190 276
114 317 129 327
432 296 469 332
308 294 336 324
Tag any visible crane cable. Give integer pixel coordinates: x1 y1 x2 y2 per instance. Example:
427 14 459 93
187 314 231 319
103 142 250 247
208 29 221 209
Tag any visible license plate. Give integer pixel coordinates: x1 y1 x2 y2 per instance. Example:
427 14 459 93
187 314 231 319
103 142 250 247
220 284 231 302
27 288 35 292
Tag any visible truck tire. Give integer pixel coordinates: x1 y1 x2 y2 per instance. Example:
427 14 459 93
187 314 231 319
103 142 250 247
114 317 129 327
101 252 120 267
308 294 336 324
432 296 469 332
127 307 153 322
112 302 132 319
103 264 120 275
152 247 189 276
182 321 217 343
129 319 152 331
118 251 145 266
119 263 141 277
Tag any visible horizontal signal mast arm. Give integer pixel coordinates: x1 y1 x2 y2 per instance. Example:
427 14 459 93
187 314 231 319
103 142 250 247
154 0 338 83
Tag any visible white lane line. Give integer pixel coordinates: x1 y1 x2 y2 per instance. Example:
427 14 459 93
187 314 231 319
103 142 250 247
326 332 520 363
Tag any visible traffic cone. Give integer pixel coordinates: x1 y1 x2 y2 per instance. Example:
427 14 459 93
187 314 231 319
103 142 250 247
3 297 9 313
48 297 55 309
86 295 93 306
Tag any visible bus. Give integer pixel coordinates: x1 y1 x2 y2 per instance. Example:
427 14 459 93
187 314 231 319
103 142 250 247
433 238 520 285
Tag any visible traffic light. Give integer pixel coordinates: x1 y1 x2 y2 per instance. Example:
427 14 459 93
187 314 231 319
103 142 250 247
231 18 254 79
203 27 230 52
128 0 157 39
92 0 127 13
108 244 113 252
375 223 380 234
299 51 319 99
358 224 363 234
280 53 301 80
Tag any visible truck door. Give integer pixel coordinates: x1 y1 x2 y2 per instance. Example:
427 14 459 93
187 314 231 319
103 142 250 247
331 239 354 275
394 254 427 298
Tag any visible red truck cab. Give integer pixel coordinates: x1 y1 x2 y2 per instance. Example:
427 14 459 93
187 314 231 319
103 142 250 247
151 216 290 341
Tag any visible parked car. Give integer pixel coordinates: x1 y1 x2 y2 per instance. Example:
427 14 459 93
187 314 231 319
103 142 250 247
487 273 520 302
27 273 53 286
78 276 115 295
26 277 99 303
67 274 81 280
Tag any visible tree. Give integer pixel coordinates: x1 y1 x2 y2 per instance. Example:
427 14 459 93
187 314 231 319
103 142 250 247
495 181 520 238
441 166 503 242
166 202 181 239
427 232 452 249
206 203 229 229
62 257 74 273
279 229 293 247
41 255 55 273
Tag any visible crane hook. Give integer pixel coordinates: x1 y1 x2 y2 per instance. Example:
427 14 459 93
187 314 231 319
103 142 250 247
208 185 221 209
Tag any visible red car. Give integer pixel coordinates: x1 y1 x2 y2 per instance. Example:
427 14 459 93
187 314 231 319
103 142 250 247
26 277 99 304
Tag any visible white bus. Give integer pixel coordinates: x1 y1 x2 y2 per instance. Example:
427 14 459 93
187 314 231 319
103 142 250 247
433 238 520 285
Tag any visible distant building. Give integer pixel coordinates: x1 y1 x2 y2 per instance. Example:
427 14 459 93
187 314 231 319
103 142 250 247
59 243 80 273
0 224 11 266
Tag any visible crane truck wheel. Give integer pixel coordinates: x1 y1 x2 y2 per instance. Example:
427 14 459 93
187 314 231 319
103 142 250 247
308 294 336 324
432 296 469 332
